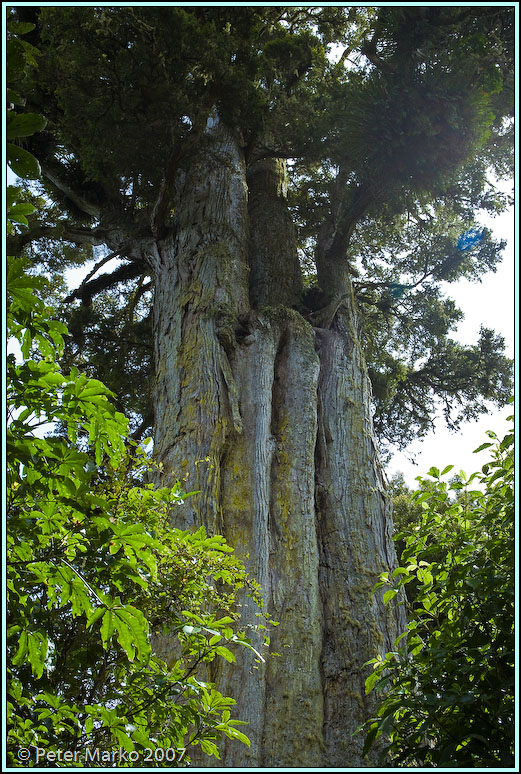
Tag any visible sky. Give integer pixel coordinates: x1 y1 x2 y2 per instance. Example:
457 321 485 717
386 198 515 486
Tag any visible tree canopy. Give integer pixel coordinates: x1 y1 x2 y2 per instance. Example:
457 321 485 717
9 5 513 452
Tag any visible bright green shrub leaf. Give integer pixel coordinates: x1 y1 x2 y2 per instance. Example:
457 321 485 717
215 646 236 663
199 739 221 757
366 422 515 766
219 725 250 746
12 631 29 666
8 21 36 34
113 727 135 751
383 589 397 605
100 610 116 648
473 441 493 453
27 631 48 679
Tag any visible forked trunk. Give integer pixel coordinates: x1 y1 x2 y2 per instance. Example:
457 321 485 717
150 120 404 767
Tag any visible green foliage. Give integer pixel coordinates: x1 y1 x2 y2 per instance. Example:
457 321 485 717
363 416 514 766
31 7 268 205
368 319 512 456
386 472 424 569
60 284 154 436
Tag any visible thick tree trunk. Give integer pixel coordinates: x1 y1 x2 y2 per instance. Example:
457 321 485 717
150 119 404 767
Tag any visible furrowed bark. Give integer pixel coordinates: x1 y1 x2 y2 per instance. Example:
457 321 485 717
315 296 404 766
152 116 250 533
151 119 404 767
247 156 304 308
217 308 325 766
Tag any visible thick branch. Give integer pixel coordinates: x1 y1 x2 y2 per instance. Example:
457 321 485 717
315 183 374 298
64 261 147 305
130 411 154 442
325 185 374 266
41 160 101 219
79 250 123 286
7 224 107 255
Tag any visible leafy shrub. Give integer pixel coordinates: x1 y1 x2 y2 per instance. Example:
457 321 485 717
363 416 514 767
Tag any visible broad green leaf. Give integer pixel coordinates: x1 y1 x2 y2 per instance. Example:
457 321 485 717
86 607 106 630
365 669 380 694
215 646 235 663
199 739 220 757
212 615 235 626
7 143 41 178
11 631 28 666
100 610 115 649
362 722 380 757
473 441 493 453
392 567 409 578
220 725 250 746
114 607 150 662
131 728 153 747
113 727 135 752
7 112 47 139
27 631 47 679
8 21 36 34
8 203 36 226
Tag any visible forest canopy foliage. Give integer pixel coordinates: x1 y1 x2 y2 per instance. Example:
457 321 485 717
8 5 514 453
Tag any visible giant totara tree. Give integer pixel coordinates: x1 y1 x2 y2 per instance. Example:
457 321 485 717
10 5 513 767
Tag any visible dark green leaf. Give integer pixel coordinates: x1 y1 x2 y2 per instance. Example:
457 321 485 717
7 112 47 139
7 143 41 179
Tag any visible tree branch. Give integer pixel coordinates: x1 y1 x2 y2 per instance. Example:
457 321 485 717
41 159 101 219
64 261 147 305
7 224 108 255
325 184 374 266
130 411 154 442
79 250 122 286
